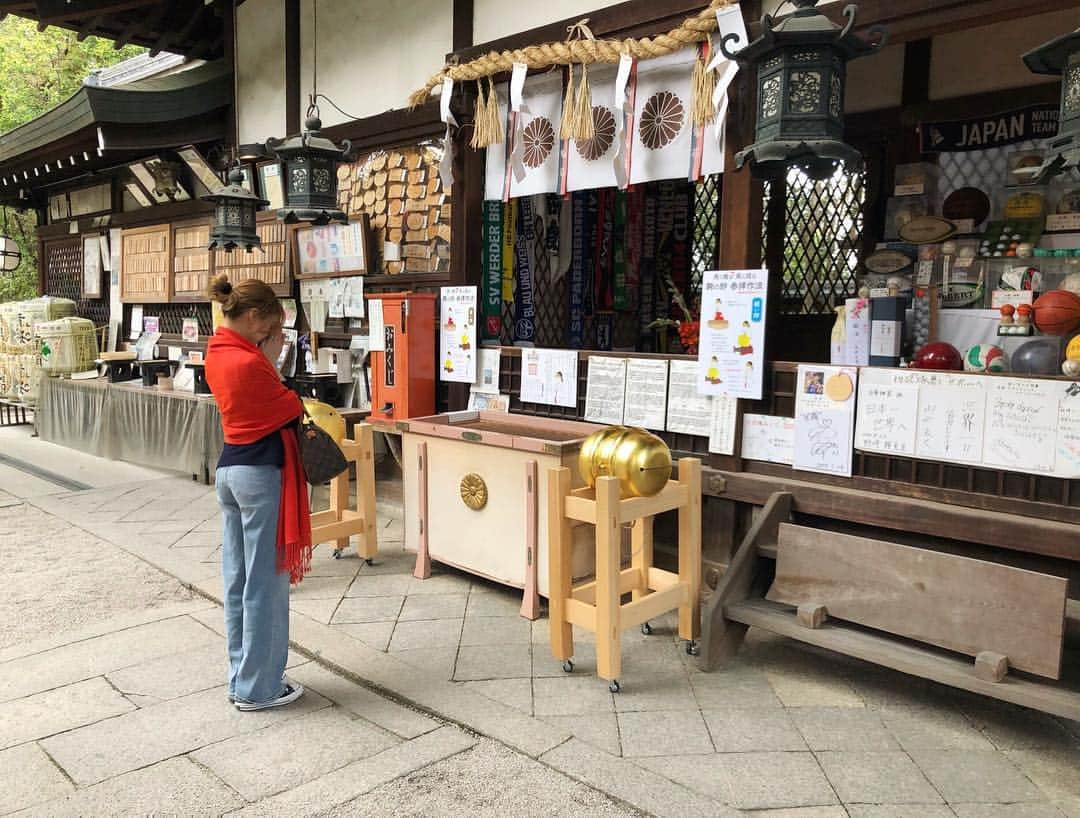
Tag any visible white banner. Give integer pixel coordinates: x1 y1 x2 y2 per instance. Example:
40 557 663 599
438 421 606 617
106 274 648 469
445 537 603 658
565 64 619 193
630 47 697 186
509 72 564 199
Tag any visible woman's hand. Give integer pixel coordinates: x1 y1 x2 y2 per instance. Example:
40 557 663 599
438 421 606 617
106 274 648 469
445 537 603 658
259 326 286 370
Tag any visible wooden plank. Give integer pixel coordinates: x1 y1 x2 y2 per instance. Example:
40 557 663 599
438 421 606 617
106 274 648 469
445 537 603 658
647 567 679 593
767 524 1067 679
565 598 598 631
547 466 573 662
354 424 378 561
727 599 1080 722
678 458 702 642
564 495 596 525
631 516 653 602
616 482 686 525
594 476 622 682
572 567 644 605
699 492 792 670
521 460 540 620
413 441 431 579
621 585 689 631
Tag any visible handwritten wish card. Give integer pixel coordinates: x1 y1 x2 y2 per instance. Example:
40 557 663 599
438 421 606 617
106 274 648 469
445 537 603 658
793 364 858 477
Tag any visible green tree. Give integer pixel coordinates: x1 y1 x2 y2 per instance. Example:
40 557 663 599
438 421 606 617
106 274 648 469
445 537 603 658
0 16 143 302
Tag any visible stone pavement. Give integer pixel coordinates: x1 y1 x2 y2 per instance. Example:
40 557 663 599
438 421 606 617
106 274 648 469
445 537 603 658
4 424 1080 817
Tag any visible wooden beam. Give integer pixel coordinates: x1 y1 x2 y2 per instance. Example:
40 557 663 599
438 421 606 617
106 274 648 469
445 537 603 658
34 0 158 23
452 0 473 51
285 0 301 135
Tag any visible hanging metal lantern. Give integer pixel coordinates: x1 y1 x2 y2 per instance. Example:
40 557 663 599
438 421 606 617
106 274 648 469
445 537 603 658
265 114 352 225
1023 30 1080 182
720 0 888 181
0 209 20 273
202 166 268 252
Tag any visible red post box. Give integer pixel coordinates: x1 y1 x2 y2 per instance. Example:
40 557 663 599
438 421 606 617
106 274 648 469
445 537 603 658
366 292 436 422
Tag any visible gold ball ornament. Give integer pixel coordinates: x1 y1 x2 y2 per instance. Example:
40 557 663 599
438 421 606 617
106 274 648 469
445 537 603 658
302 399 346 444
578 426 673 498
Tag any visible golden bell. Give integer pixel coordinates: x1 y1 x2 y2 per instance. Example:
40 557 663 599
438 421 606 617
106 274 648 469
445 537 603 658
302 399 346 444
578 426 672 498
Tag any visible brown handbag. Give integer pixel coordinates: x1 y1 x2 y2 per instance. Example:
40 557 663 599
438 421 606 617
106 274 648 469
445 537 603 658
297 414 348 485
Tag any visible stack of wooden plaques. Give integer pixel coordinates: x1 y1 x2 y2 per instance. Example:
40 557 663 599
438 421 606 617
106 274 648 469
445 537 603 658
337 143 450 276
212 215 289 294
173 221 212 299
120 224 171 303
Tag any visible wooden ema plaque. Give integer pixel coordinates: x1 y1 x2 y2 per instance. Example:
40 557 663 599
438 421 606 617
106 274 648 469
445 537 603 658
173 221 213 299
213 214 289 295
120 224 172 303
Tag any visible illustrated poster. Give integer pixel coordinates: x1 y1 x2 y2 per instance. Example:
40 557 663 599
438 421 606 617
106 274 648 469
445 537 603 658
697 268 768 399
584 356 627 425
520 347 579 408
181 318 199 344
793 364 858 477
439 286 477 383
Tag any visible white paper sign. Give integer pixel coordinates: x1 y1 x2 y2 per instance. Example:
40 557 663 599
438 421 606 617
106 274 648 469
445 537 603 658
741 414 796 465
697 268 768 399
367 299 385 351
520 348 579 408
854 381 919 456
129 305 143 341
665 359 714 435
793 364 858 477
624 358 669 430
468 391 511 412
474 347 502 395
344 277 365 318
439 286 478 383
983 378 1060 474
584 356 627 425
916 379 986 465
1057 389 1080 479
708 395 739 455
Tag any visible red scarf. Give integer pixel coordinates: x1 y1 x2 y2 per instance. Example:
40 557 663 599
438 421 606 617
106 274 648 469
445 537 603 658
206 327 312 584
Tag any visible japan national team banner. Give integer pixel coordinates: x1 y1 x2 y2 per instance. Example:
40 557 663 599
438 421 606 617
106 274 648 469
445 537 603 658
630 47 697 186
509 72 565 199
565 65 619 193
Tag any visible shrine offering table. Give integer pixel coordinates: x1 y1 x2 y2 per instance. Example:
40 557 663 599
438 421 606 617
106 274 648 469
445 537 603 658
400 411 603 619
37 376 224 483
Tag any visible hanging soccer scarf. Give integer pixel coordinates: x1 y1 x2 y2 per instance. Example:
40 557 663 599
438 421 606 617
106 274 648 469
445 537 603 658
624 187 644 311
513 196 537 345
502 199 516 302
568 190 590 348
595 312 614 351
638 188 658 341
654 180 694 321
612 190 629 311
594 188 615 312
630 47 697 186
482 200 503 341
583 189 599 322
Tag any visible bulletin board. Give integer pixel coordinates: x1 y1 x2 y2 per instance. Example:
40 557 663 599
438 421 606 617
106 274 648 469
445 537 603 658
294 217 370 279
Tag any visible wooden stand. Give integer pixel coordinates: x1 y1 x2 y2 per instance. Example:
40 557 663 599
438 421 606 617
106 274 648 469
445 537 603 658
548 458 702 691
310 423 378 562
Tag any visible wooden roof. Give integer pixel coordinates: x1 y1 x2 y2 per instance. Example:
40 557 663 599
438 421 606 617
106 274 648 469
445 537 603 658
0 0 226 59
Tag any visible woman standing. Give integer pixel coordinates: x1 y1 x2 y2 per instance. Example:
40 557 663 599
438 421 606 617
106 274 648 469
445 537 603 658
206 274 311 711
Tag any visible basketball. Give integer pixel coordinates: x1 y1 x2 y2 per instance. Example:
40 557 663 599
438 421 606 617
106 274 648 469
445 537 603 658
964 344 1006 373
1032 289 1080 336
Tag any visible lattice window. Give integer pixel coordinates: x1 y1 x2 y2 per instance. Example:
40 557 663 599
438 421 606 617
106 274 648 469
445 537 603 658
44 238 108 327
691 173 723 300
774 166 865 315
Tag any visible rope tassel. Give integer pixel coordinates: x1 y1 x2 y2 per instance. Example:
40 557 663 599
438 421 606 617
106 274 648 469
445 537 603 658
691 42 717 127
560 66 577 141
572 63 595 143
469 77 505 149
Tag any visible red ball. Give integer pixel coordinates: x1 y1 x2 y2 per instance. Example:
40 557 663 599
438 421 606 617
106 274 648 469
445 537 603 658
913 342 963 370
1033 289 1080 336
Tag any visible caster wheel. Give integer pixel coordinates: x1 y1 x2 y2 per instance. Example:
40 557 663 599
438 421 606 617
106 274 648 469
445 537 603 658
332 550 343 560
562 659 574 673
685 640 699 656
641 622 653 636
608 680 621 694
365 558 375 566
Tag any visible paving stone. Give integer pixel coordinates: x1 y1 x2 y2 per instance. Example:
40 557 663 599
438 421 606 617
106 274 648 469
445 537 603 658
766 671 865 708
462 678 534 714
331 595 404 624
533 675 615 716
356 551 419 576
292 597 343 624
533 641 598 678
912 749 1045 804
290 574 356 600
952 804 1067 818
544 740 737 818
881 706 996 751
710 751 838 811
388 618 464 651
1006 748 1080 800
467 589 525 617
407 572 474 595
790 707 899 751
172 530 222 550
612 670 698 712
960 700 1080 750
398 593 469 621
305 546 365 577
40 685 329 785
332 621 396 651
11 756 243 818
617 709 713 757
0 677 136 749
687 666 784 709
744 809 850 818
345 573 415 597
703 707 807 752
106 643 228 703
227 726 477 818
846 808 956 818
817 750 942 804
543 713 621 756
193 706 398 800
287 661 440 739
459 614 532 646
0 743 75 814
392 647 459 681
454 643 532 681
0 615 217 703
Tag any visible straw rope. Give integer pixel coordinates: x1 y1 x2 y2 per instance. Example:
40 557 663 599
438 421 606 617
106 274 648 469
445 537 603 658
408 0 736 108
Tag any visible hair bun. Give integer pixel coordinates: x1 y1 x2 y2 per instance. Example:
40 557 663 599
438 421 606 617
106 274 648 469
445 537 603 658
220 281 233 295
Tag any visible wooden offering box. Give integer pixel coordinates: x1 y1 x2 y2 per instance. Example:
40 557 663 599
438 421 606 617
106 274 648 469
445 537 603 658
400 411 603 619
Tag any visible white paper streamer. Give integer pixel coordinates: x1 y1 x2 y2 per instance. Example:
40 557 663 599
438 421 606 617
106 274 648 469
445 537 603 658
612 53 634 190
439 77 457 188
509 62 529 183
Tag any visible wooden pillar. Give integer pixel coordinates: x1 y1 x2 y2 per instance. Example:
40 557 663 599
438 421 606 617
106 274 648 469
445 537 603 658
285 0 301 136
594 475 622 683
547 466 573 662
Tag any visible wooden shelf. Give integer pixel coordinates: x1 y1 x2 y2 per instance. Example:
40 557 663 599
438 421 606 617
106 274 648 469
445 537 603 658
173 220 213 299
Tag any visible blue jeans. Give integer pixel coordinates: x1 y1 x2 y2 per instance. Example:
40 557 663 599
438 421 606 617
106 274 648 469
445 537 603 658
216 465 290 704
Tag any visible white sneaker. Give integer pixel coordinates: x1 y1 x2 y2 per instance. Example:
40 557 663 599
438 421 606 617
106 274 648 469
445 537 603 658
234 681 305 711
